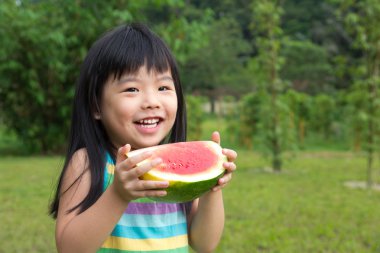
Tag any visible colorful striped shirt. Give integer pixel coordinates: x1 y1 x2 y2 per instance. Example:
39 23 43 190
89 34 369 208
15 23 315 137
97 153 191 253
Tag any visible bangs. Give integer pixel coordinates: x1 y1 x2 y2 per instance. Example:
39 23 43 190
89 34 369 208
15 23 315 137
94 24 172 82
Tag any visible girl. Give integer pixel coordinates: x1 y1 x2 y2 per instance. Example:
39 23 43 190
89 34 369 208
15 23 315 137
50 23 237 253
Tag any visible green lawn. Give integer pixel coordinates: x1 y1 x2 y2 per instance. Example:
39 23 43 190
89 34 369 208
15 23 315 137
219 150 380 252
1 151 380 252
0 156 62 252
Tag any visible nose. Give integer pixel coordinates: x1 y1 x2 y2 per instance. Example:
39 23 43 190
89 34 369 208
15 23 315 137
141 90 160 109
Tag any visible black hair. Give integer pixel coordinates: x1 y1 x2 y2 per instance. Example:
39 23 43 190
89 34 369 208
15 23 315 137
49 23 187 218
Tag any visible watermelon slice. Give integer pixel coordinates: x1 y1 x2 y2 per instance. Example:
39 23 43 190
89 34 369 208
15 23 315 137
127 141 227 203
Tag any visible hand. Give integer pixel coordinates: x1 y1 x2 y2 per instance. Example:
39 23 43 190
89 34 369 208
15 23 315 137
111 144 169 202
210 131 237 191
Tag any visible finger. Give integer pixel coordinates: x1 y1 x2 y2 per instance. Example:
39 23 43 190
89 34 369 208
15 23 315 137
222 148 238 162
116 144 131 164
135 190 167 198
211 131 220 145
128 157 162 179
223 162 236 172
218 173 232 185
123 150 154 171
212 173 232 191
136 180 169 191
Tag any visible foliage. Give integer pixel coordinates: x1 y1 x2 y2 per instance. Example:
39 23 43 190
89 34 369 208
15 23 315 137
280 40 334 94
0 0 206 153
0 0 134 153
181 16 251 99
283 90 312 149
250 0 291 171
309 94 336 138
185 95 206 141
1 2 68 153
235 93 261 149
257 93 298 162
1 0 380 157
332 0 380 185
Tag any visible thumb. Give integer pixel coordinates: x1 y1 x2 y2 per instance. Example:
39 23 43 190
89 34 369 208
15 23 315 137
116 144 131 164
211 131 221 145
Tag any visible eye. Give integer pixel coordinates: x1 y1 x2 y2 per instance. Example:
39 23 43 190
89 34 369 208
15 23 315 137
124 87 139 92
158 86 170 91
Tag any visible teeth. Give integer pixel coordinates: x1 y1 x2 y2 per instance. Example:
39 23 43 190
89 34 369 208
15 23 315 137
138 118 160 124
141 123 158 128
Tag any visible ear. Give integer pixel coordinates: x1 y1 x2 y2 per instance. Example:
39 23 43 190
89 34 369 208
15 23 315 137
93 102 102 120
93 111 101 120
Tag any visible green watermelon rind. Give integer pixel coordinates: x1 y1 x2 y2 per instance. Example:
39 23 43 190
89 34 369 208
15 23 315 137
149 171 225 203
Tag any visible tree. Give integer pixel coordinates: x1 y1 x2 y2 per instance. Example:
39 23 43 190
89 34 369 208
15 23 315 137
250 0 290 171
280 40 334 94
309 94 336 139
333 0 380 187
283 90 311 149
180 16 250 112
0 0 199 153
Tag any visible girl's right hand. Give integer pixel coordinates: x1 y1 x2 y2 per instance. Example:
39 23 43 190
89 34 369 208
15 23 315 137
111 144 169 202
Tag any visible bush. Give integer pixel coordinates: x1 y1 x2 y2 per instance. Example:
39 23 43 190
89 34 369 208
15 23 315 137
186 95 206 141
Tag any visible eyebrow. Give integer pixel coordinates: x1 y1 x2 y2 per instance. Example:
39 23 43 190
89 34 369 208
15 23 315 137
157 76 174 82
117 75 174 84
117 76 137 84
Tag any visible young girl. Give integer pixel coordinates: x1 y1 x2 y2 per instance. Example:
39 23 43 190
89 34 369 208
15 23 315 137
50 23 237 253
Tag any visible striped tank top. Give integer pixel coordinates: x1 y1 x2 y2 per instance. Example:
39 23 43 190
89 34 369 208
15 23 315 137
97 153 191 253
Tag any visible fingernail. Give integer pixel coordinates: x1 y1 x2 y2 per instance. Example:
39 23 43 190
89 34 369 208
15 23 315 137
151 158 162 166
145 151 153 157
159 191 167 196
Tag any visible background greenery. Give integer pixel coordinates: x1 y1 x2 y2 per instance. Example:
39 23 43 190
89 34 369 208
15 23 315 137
1 0 380 252
2 0 380 156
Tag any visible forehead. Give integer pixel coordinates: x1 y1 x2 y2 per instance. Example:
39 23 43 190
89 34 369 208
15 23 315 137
115 65 172 80
104 65 173 87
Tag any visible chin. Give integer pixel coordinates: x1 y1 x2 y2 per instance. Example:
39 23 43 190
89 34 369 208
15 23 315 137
133 139 163 150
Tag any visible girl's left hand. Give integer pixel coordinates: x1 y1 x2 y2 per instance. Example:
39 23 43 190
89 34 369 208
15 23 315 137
211 131 237 191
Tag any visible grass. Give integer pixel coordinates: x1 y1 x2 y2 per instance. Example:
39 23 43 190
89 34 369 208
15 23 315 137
0 156 63 252
219 150 380 252
1 152 380 252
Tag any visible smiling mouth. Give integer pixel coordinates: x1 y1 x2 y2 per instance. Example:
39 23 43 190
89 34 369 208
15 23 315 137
135 117 162 128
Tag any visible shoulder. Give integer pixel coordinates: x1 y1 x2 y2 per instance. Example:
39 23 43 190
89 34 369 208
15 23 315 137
68 148 89 170
61 148 91 194
55 149 93 243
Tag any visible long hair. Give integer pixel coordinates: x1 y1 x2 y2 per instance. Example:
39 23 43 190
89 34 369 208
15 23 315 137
49 23 187 218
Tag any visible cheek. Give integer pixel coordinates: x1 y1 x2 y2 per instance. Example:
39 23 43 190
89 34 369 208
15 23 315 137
169 97 178 118
113 98 135 116
102 99 134 126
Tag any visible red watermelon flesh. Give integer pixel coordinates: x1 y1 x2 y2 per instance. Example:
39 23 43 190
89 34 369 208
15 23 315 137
152 142 218 175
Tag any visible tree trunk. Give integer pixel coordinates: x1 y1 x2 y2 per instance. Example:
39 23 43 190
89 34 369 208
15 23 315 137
354 127 361 152
367 45 379 188
270 42 281 172
209 96 216 114
299 119 305 149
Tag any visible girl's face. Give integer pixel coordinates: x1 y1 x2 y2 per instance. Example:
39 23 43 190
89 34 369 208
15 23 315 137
97 65 178 151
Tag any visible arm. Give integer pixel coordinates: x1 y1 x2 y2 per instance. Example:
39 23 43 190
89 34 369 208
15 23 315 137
188 190 225 253
55 145 168 253
188 132 237 252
